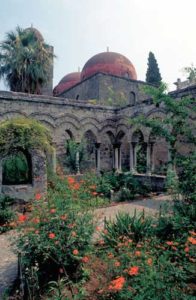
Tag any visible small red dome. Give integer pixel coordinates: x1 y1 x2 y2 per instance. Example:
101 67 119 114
81 52 137 81
24 27 44 42
53 72 81 96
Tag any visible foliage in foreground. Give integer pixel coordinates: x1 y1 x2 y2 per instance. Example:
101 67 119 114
16 189 95 299
97 203 196 299
0 195 15 233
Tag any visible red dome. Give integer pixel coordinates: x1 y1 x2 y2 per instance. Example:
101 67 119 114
53 72 81 96
81 52 137 81
24 27 44 42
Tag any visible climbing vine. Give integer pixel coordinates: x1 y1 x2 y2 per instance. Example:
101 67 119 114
0 117 52 156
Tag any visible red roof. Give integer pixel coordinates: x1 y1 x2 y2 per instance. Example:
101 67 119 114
81 52 137 81
53 72 81 96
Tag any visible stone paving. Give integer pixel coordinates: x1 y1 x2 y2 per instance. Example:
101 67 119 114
0 231 18 299
0 194 172 298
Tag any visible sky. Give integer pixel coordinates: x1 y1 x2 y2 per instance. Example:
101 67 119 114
0 0 195 91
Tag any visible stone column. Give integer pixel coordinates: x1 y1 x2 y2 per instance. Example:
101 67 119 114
113 143 121 171
52 147 56 173
76 150 80 174
0 158 2 194
150 142 155 174
132 142 137 173
114 147 119 171
146 143 151 175
95 143 101 174
129 143 134 172
118 145 122 172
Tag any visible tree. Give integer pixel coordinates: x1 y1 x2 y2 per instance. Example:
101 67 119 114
183 64 196 82
0 26 54 94
146 52 162 86
132 83 195 171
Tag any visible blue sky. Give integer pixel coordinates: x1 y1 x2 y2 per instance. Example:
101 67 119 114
0 0 195 91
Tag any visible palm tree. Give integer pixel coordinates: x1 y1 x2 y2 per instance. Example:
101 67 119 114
0 26 54 94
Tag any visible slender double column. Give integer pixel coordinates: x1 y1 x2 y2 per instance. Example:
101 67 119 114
130 142 137 173
113 143 121 172
146 142 155 175
95 143 101 174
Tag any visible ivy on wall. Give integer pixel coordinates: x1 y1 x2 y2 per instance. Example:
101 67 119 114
0 117 52 156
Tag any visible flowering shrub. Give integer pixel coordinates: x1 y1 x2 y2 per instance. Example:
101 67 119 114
16 192 95 298
96 209 196 299
0 195 15 233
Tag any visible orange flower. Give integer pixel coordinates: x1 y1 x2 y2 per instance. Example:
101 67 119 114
50 208 56 214
73 249 79 255
98 240 105 245
73 183 80 190
67 177 75 184
67 223 76 228
60 214 67 220
18 215 27 223
166 241 174 246
135 251 141 257
103 229 108 234
172 246 177 251
184 247 189 253
35 230 39 234
35 193 41 200
81 256 89 263
108 253 114 259
49 233 55 239
114 261 121 267
89 185 96 190
32 217 40 224
127 266 139 276
96 226 101 231
188 237 196 245
147 258 153 266
108 276 125 291
92 191 98 196
189 231 196 236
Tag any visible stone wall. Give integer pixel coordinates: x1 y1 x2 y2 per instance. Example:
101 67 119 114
0 83 195 175
0 149 47 201
61 73 151 105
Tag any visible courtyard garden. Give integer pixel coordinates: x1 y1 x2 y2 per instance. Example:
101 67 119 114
0 154 195 300
0 83 195 299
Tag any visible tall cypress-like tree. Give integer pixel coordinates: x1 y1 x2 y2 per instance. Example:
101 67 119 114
146 52 162 86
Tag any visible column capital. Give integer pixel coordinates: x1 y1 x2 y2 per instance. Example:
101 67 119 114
113 142 121 148
95 142 101 148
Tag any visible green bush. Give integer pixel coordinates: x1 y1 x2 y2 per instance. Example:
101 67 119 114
0 195 14 233
102 211 154 247
16 194 95 299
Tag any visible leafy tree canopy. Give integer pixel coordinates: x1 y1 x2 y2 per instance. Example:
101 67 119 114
146 51 162 86
0 26 54 94
183 64 196 81
131 83 196 167
0 117 53 156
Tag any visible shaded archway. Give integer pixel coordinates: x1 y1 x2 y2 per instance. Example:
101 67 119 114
149 131 169 175
82 130 97 172
2 149 32 185
132 130 147 173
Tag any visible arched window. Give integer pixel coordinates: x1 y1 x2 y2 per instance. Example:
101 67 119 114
2 150 32 185
129 92 136 106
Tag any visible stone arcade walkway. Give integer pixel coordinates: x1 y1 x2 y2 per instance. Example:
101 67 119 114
0 195 171 299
